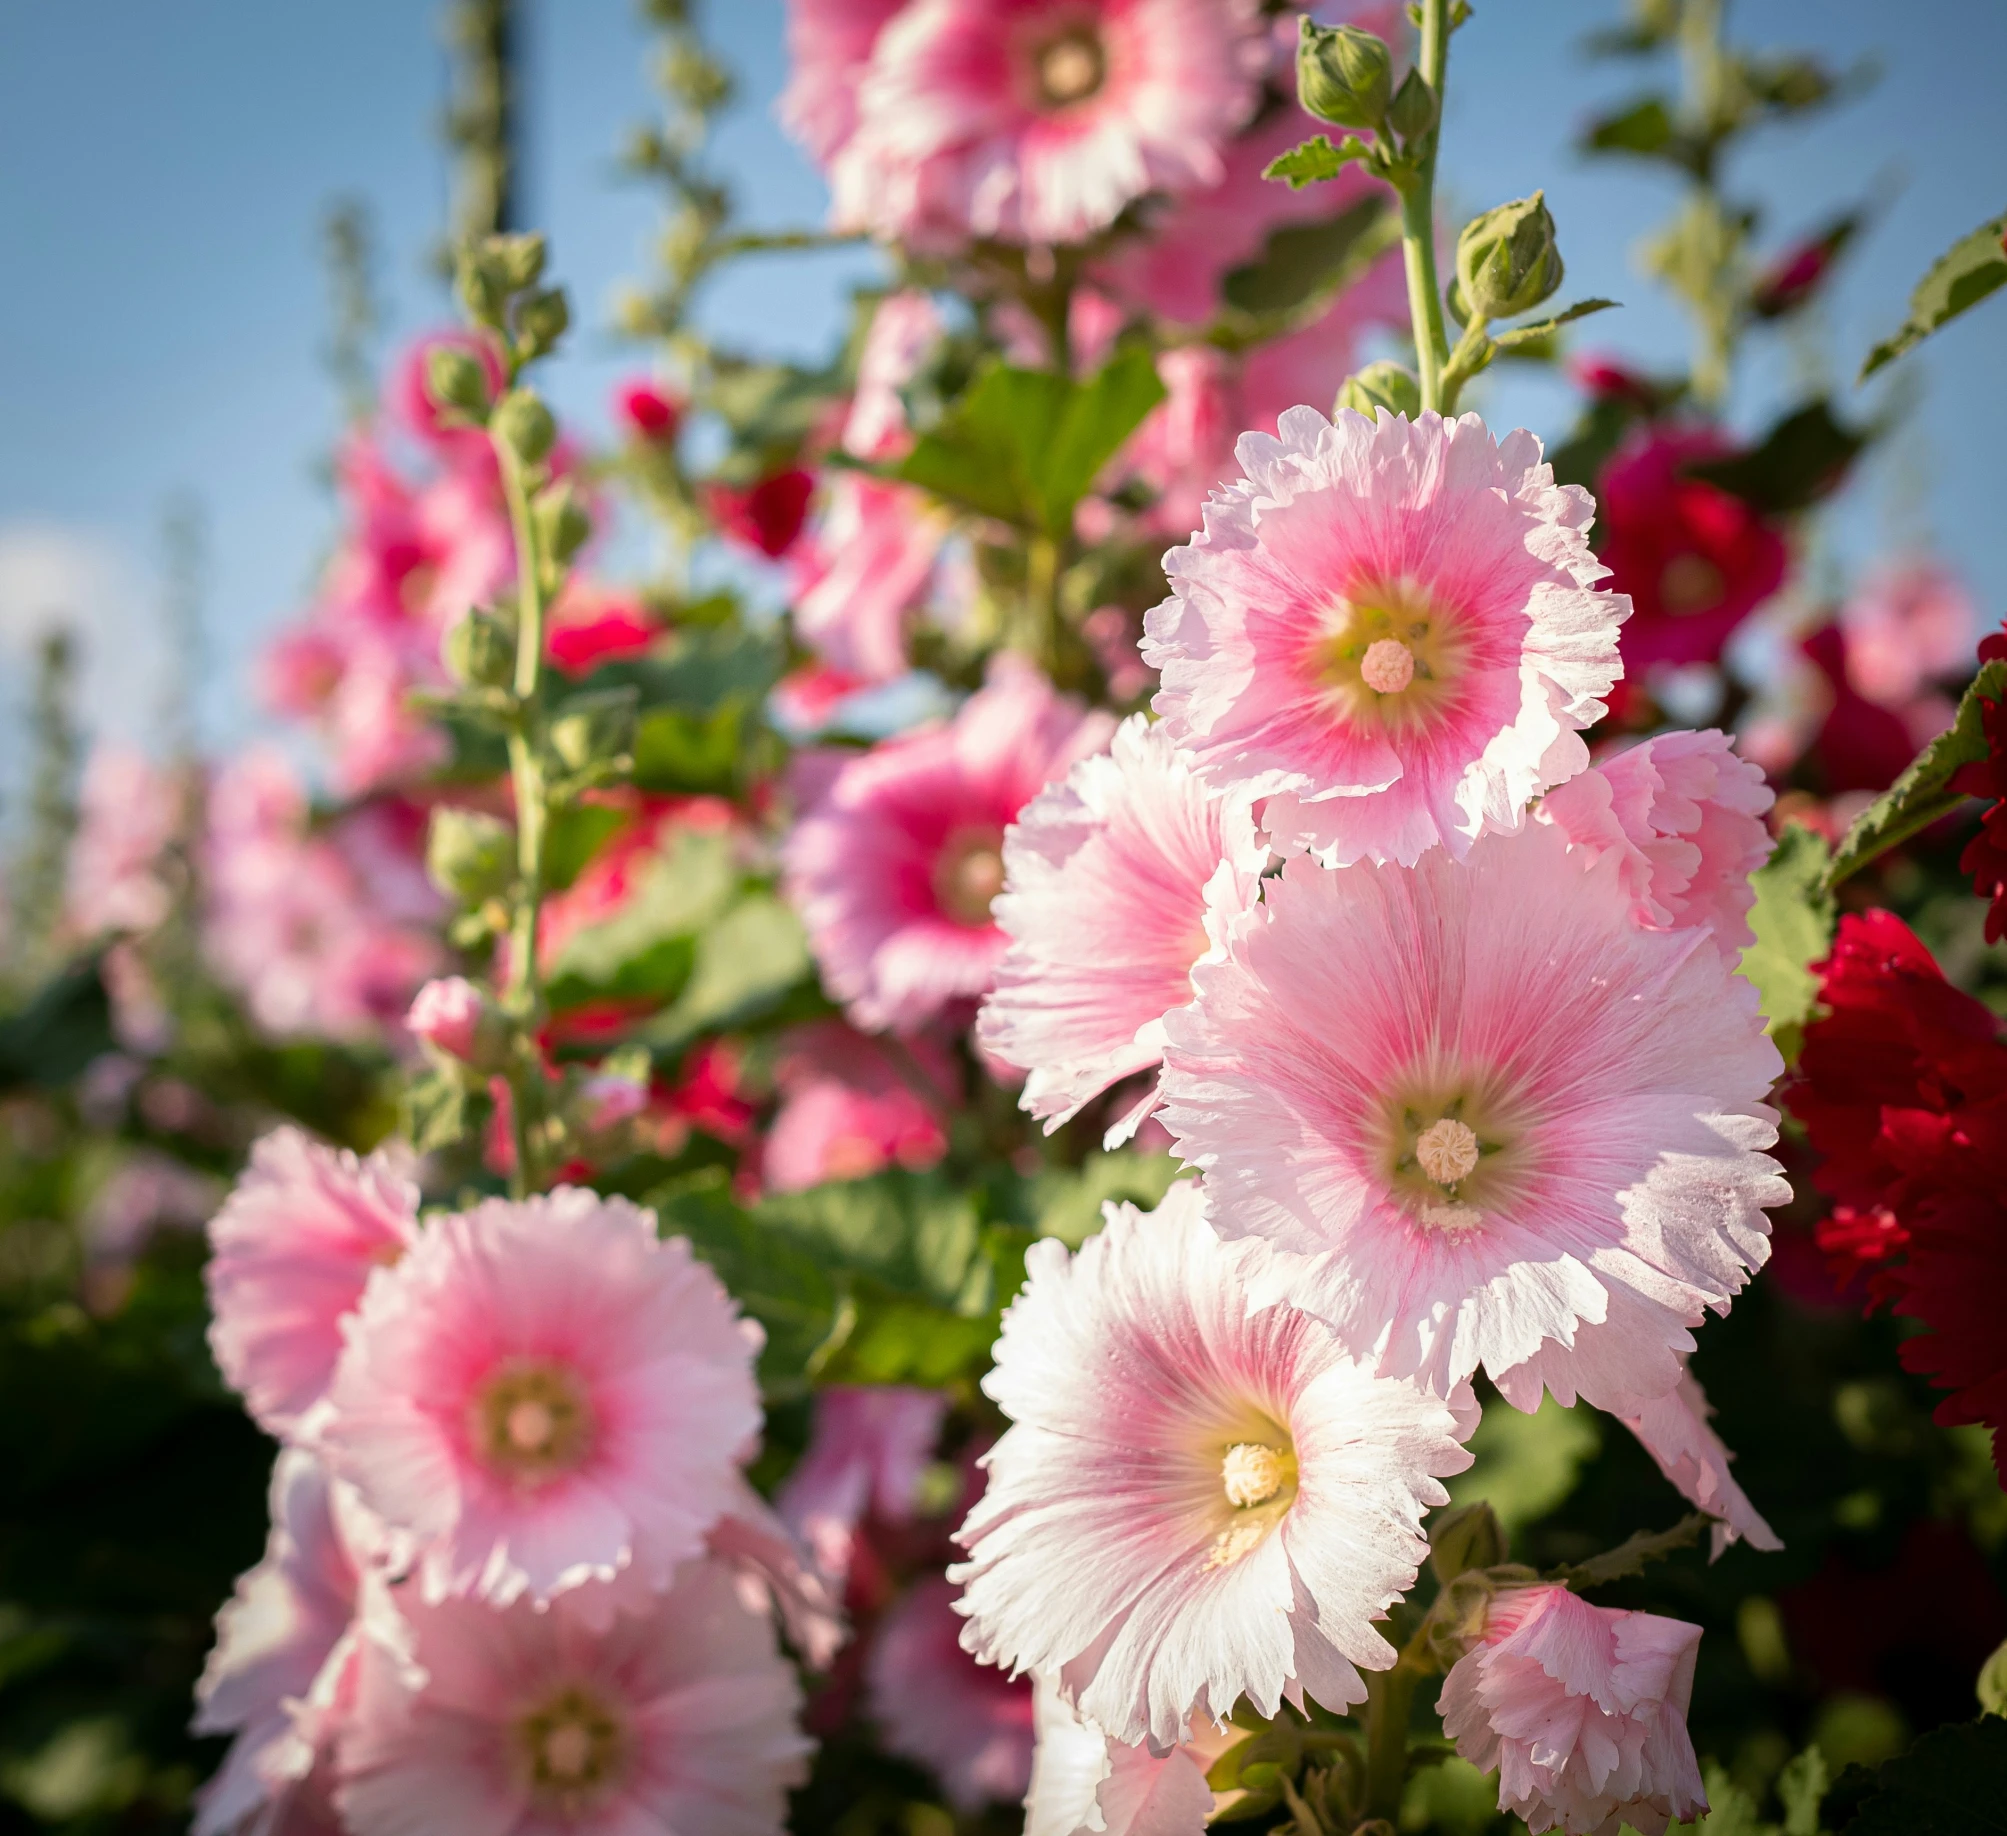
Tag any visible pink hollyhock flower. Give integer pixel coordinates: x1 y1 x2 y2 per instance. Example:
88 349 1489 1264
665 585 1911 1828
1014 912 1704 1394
780 0 912 169
1616 1365 1779 1559
1025 1677 1240 1836
405 976 489 1064
869 1575 1035 1810
1144 409 1627 867
791 473 950 681
1595 427 1787 674
614 377 683 443
547 581 664 674
1838 557 1974 707
206 1128 419 1439
335 1559 811 1836
831 0 1268 248
778 1383 949 1581
764 1024 950 1193
784 660 1114 1032
1440 1583 1706 1836
844 290 946 462
1537 728 1773 955
1158 820 1788 1413
322 1188 761 1606
953 1182 1473 1747
66 743 179 938
979 714 1266 1144
706 1473 849 1667
193 1449 391 1836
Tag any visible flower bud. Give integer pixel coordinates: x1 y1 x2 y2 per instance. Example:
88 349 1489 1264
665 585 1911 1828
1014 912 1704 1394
484 230 547 295
426 345 492 422
1428 1500 1506 1584
455 246 506 327
406 976 510 1071
514 286 571 360
1386 65 1438 144
533 478 593 567
1295 18 1393 129
426 807 515 906
1336 360 1421 420
491 389 557 467
1456 191 1565 322
442 605 518 690
550 686 640 774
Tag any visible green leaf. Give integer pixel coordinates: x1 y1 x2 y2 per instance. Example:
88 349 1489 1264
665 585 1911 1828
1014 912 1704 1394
643 893 811 1050
542 801 629 893
1261 133 1370 190
544 827 736 1013
0 959 113 1095
1827 658 2007 888
1666 1763 1767 1835
1829 1717 2007 1835
1582 95 1680 158
401 1068 472 1155
1547 1512 1707 1591
756 1170 990 1316
1978 1636 2007 1717
1446 1394 1600 1533
1018 1152 1184 1248
1221 194 1399 325
1863 211 2007 380
1685 399 1866 513
1035 345 1169 537
631 701 750 794
1489 297 1620 350
818 1293 996 1387
1739 825 1836 1056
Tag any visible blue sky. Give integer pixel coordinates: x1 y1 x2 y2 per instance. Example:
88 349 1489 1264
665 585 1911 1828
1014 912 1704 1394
0 0 2001 770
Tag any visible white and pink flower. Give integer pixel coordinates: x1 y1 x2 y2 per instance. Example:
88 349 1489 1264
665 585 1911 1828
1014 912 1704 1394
205 1128 419 1440
335 1559 811 1836
1616 1365 1780 1559
783 660 1113 1033
868 1576 1036 1810
321 1189 761 1607
1158 820 1788 1415
978 714 1265 1144
1025 1677 1239 1836
1439 1583 1706 1836
1144 408 1628 867
791 473 951 683
953 1182 1472 1747
1538 729 1773 956
827 0 1268 248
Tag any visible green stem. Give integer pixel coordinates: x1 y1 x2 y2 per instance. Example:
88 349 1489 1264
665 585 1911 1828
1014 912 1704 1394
1025 532 1061 677
1362 1662 1419 1822
1679 0 1735 408
495 436 550 1200
1398 0 1453 413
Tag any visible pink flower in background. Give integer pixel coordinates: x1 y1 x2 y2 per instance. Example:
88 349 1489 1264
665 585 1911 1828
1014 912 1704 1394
1617 1366 1780 1559
791 474 949 681
1025 1677 1239 1836
205 1128 420 1439
764 1023 950 1193
830 0 1268 248
784 660 1114 1032
1838 557 1974 706
1537 728 1773 955
778 1383 949 1581
614 376 684 443
954 1182 1472 1747
844 289 946 461
335 1559 811 1836
1145 409 1627 867
780 0 913 168
192 1450 383 1836
868 1575 1035 1810
1440 1584 1706 1836
979 714 1266 1144
1159 821 1788 1413
66 743 179 938
322 1189 761 1606
707 1474 850 1668
546 579 664 673
406 976 488 1063
390 330 506 459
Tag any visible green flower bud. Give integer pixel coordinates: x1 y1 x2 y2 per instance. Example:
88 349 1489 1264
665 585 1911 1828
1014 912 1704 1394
491 389 557 467
1456 191 1566 322
426 807 515 907
514 286 571 360
426 346 492 422
484 231 547 295
550 687 640 774
1386 65 1439 144
1336 360 1421 420
533 478 593 568
1295 18 1393 129
1428 1500 1507 1585
441 605 518 690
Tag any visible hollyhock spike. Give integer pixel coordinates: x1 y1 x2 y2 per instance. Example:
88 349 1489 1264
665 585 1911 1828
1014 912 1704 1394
952 1181 1473 1749
1160 820 1788 1412
1144 408 1627 868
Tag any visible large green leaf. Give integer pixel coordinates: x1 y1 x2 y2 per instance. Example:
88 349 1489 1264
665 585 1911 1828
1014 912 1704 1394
544 828 736 1012
1827 1717 2007 1834
642 893 811 1050
756 1170 991 1316
0 961 113 1095
1221 194 1397 326
1684 399 1865 513
1861 211 2007 380
1738 825 1836 1059
1828 657 2006 888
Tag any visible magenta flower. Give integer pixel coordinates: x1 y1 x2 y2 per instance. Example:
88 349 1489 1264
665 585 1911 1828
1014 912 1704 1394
953 1183 1472 1747
1159 822 1787 1413
780 0 911 171
335 1560 811 1836
1537 728 1773 956
978 714 1266 1144
1439 1583 1706 1836
1144 408 1627 867
205 1128 419 1439
784 660 1114 1033
1025 1677 1239 1836
1615 1366 1780 1559
829 0 1268 248
321 1189 762 1607
868 1575 1036 1810
778 1383 950 1582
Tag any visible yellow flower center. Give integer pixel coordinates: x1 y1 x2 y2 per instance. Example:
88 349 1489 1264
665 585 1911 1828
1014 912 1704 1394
934 826 1007 928
1202 1424 1299 1570
518 1685 625 1812
1310 578 1469 732
1034 30 1105 107
1373 1072 1534 1240
471 1359 595 1488
1221 1441 1287 1509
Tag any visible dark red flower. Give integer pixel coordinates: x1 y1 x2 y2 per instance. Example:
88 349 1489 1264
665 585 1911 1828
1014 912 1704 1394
1595 427 1789 672
1951 629 2007 942
616 378 683 443
1887 1190 2007 1474
1748 218 1856 320
1801 624 1924 795
707 469 816 559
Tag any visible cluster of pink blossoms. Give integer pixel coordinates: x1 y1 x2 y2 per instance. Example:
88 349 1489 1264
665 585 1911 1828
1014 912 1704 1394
904 404 1793 1836
194 1134 835 1836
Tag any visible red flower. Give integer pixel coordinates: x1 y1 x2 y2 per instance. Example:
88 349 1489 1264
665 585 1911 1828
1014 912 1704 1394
1595 427 1788 672
1951 627 2007 942
707 469 816 559
1801 624 1925 795
616 378 683 443
546 583 662 673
